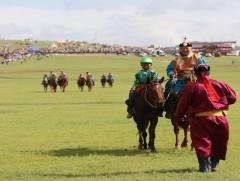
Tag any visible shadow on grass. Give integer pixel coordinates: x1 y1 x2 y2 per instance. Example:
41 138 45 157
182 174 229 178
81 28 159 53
41 146 194 157
42 147 159 157
38 168 196 178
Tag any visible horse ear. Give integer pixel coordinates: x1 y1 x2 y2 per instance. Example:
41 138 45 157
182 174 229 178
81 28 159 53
158 76 164 84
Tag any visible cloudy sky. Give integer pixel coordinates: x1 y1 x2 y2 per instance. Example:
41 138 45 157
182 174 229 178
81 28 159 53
0 0 239 47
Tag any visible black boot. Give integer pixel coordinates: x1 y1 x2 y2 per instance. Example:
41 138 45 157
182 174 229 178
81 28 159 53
211 157 220 172
126 105 133 118
125 91 138 119
198 157 211 173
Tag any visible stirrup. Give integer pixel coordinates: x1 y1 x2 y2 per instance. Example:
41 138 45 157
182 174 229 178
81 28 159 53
127 112 133 118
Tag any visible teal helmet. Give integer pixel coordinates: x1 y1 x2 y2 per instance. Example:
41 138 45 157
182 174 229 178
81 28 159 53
140 57 152 64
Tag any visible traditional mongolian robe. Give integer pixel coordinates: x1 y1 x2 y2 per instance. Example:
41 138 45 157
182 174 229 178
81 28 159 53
174 76 237 160
165 53 208 94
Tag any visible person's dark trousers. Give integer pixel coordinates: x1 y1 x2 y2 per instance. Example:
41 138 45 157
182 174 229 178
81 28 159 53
198 157 211 173
211 157 220 171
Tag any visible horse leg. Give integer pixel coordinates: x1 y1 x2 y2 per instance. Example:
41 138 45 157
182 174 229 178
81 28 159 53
136 123 145 150
171 118 181 149
138 134 144 150
181 125 189 147
142 130 148 149
148 118 158 152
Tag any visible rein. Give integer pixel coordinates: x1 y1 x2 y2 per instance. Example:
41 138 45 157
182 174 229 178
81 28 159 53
144 83 165 108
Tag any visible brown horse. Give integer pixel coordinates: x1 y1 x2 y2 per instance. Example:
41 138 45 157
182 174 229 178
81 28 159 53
132 77 165 152
107 78 113 87
77 77 86 92
49 76 57 92
57 77 68 92
165 90 190 149
86 77 93 92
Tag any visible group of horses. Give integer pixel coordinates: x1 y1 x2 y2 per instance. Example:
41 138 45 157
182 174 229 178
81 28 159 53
130 76 190 152
100 76 114 88
42 75 114 93
41 76 68 92
42 75 190 152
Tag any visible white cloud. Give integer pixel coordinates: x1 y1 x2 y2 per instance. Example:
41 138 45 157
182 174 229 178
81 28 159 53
0 0 240 46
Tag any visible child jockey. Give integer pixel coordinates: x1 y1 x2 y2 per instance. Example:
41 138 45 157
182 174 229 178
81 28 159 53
125 57 162 118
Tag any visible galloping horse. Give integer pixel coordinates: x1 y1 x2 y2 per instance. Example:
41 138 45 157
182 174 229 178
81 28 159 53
86 77 93 92
77 77 86 92
101 76 107 88
57 77 68 92
132 77 165 152
107 78 113 87
41 78 48 92
49 76 57 92
164 83 190 149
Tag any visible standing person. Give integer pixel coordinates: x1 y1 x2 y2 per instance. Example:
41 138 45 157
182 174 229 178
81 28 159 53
125 57 163 118
164 37 208 118
173 64 237 173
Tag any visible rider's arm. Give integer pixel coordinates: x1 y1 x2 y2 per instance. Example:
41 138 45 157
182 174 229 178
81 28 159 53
166 60 174 78
132 73 140 89
151 70 161 82
198 55 208 65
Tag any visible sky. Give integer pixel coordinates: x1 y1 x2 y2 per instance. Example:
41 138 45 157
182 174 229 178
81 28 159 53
0 0 240 47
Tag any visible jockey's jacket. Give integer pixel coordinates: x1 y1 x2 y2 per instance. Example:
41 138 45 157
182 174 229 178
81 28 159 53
133 69 161 91
167 53 208 80
165 53 208 93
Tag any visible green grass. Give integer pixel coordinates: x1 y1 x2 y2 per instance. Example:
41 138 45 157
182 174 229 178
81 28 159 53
0 54 239 181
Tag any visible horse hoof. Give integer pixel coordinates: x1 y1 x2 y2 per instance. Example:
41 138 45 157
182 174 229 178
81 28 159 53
181 143 188 147
175 145 181 150
150 148 157 153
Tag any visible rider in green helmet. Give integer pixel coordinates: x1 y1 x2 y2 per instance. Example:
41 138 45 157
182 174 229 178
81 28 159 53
125 57 163 118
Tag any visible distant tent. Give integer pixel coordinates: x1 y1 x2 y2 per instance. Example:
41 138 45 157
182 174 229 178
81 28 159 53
27 47 40 53
51 43 58 48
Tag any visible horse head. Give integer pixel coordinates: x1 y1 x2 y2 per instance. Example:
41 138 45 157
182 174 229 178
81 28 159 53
145 77 165 108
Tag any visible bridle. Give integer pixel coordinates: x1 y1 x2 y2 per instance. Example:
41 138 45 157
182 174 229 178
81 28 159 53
144 82 165 108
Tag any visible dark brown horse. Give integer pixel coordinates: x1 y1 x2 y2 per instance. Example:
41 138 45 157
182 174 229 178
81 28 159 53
107 78 113 87
165 90 190 149
101 76 107 88
86 77 93 92
132 77 165 152
49 76 57 92
57 77 68 92
77 77 86 92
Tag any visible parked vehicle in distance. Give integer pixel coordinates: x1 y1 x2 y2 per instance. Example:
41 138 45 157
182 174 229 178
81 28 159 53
205 53 212 57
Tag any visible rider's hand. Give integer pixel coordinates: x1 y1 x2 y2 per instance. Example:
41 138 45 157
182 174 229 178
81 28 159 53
170 73 175 79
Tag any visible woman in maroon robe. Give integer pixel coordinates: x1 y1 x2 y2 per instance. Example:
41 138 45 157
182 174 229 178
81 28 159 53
174 64 237 173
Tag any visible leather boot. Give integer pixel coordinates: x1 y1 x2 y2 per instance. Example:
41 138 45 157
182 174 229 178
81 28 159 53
211 157 220 172
126 105 133 118
125 91 138 119
198 157 211 173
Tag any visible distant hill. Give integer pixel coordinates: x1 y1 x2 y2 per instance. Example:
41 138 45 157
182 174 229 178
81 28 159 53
0 39 105 51
0 39 53 50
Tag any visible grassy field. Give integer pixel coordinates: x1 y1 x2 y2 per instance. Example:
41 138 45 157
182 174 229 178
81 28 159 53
0 54 239 181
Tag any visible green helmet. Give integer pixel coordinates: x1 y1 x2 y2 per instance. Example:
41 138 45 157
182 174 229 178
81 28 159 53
140 57 152 64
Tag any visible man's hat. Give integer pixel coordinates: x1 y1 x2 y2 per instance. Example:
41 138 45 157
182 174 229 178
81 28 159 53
194 64 220 102
179 37 192 47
